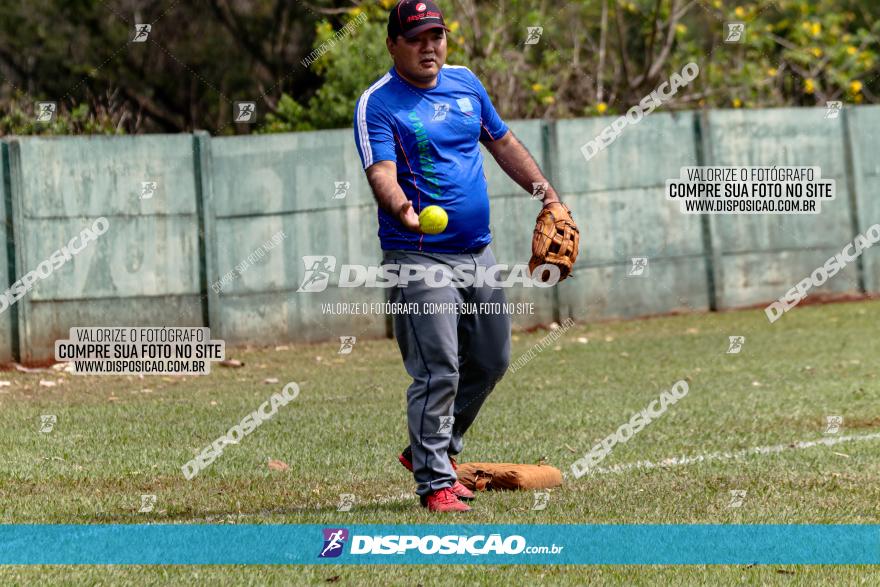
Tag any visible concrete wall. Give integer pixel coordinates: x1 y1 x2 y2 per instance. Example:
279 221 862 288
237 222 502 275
483 120 557 328
555 111 711 322
3 135 204 362
1 105 878 361
846 106 880 294
209 129 385 346
0 143 15 362
700 108 860 308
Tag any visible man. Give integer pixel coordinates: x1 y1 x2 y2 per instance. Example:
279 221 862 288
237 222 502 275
353 0 575 512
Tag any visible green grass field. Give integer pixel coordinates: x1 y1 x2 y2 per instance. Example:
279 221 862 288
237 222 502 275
1 300 879 585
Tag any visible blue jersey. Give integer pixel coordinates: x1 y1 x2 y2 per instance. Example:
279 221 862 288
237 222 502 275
354 64 509 253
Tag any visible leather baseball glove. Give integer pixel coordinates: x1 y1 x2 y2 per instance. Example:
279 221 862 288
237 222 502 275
529 201 580 282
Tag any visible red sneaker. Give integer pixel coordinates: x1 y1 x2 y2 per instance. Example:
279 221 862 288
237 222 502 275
399 447 470 499
421 487 471 512
451 481 474 501
398 446 415 472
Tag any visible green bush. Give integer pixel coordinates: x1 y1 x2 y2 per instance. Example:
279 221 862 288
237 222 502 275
1 94 123 136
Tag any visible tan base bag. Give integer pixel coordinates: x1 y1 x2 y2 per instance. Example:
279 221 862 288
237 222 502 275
456 462 563 491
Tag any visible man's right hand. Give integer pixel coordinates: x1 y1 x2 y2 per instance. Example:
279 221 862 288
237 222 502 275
365 161 423 234
396 200 422 233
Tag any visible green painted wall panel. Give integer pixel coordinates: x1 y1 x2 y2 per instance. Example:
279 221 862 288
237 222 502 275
480 121 553 328
718 249 861 310
483 120 545 197
703 108 858 308
486 194 556 328
211 131 386 345
847 105 880 293
20 216 199 300
9 135 203 361
212 129 370 217
554 112 709 320
560 187 706 264
705 108 852 252
556 112 698 193
0 144 14 362
562 257 711 322
25 296 204 358
16 136 197 217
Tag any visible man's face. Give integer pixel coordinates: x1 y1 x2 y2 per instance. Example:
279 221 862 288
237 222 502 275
387 28 447 86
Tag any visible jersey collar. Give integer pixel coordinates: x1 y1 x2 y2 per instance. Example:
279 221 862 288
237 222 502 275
390 65 442 91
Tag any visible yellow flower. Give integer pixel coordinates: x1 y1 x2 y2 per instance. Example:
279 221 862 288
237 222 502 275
676 24 687 34
542 95 556 105
810 47 822 58
767 67 777 76
449 20 460 33
456 36 464 45
381 0 396 8
732 98 743 108
531 83 544 93
596 102 608 114
810 22 821 37
842 34 852 42
847 46 858 55
734 6 745 18
804 78 815 94
854 94 863 103
713 0 721 8
850 80 863 93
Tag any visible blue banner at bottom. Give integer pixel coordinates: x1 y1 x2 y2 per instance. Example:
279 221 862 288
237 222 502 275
0 524 877 565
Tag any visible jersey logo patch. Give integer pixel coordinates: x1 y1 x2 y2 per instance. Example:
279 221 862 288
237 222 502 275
456 97 474 113
431 103 451 121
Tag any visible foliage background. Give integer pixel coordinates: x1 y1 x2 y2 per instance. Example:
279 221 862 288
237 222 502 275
0 0 877 135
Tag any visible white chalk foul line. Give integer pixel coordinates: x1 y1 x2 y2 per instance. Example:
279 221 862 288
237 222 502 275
578 431 880 476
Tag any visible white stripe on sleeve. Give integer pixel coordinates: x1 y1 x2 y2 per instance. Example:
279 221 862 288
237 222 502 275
356 73 392 168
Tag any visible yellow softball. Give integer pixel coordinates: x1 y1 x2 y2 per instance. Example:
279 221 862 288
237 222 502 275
418 205 448 235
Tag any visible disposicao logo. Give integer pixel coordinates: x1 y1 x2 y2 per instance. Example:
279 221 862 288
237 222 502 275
319 528 349 558
317 530 563 557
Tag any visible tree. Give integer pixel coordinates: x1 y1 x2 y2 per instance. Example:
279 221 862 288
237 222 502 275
2 0 877 136
0 0 325 134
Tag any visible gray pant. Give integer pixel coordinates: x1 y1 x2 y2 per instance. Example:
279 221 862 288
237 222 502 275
383 245 511 497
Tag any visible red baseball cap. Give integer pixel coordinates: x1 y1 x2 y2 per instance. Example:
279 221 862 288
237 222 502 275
388 0 451 40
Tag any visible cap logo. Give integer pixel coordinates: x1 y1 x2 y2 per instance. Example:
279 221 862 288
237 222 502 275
416 3 427 11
